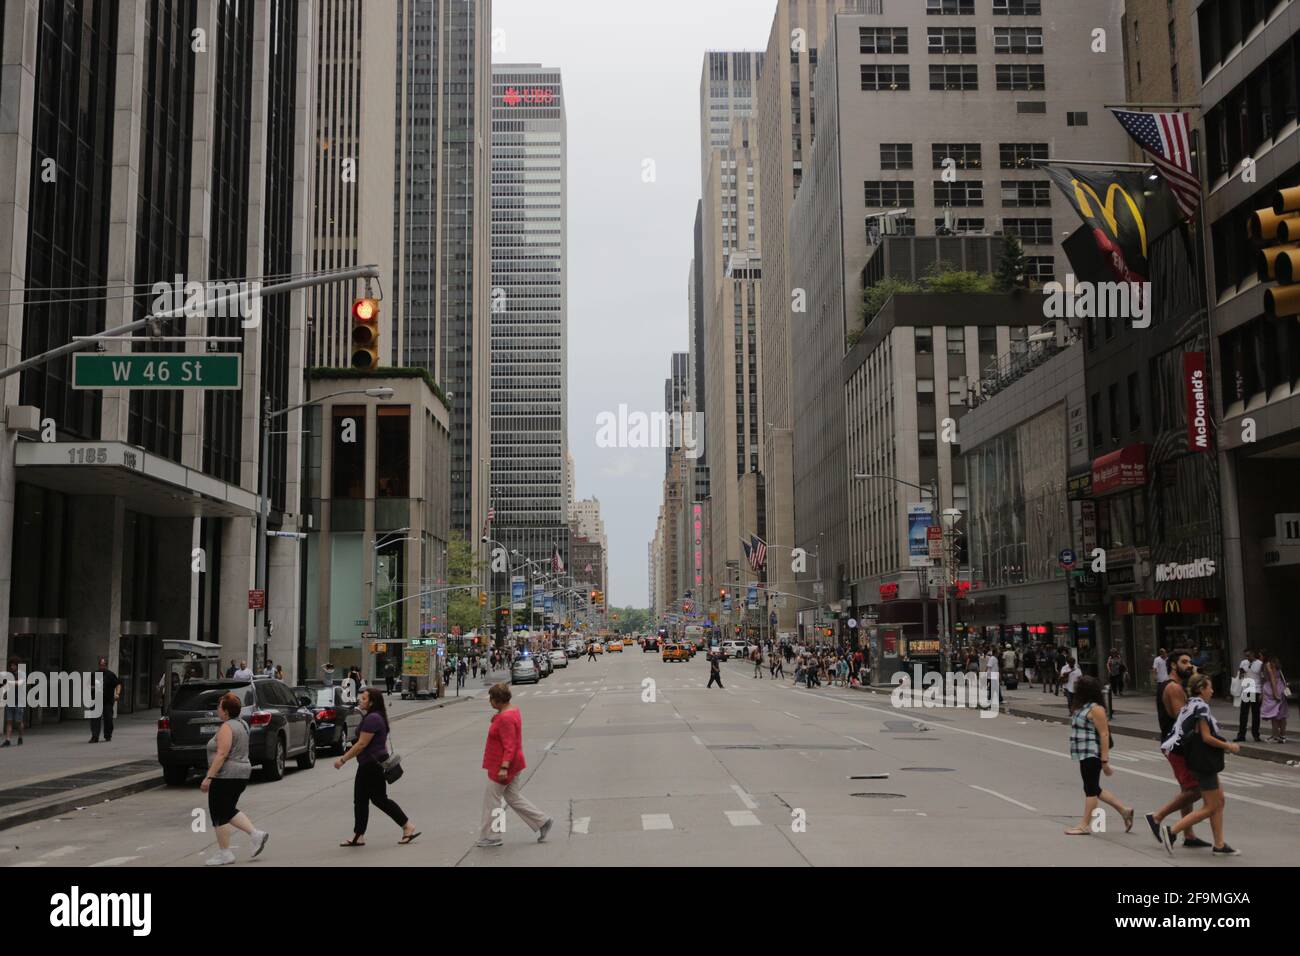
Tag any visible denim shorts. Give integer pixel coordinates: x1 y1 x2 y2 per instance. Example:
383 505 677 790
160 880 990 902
4 706 24 723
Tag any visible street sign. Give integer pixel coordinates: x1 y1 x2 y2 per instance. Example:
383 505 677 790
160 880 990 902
1059 548 1078 570
247 589 265 610
72 353 241 389
927 526 943 561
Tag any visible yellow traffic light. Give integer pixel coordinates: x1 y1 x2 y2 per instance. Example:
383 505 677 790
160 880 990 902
478 591 487 607
351 297 381 369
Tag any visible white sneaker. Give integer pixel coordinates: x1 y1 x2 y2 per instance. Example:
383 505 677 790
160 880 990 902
205 848 236 866
250 830 269 858
537 818 553 843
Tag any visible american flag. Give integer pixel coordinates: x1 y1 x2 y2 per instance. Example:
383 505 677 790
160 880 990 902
742 533 767 572
1109 109 1202 219
551 544 565 573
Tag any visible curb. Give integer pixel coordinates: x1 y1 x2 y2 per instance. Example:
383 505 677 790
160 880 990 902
0 692 478 832
849 684 1298 766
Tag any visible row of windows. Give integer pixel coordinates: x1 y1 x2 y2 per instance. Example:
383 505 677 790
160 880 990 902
928 0 1041 13
1198 0 1279 82
861 64 1045 92
879 142 1048 171
861 25 1043 55
864 179 1052 208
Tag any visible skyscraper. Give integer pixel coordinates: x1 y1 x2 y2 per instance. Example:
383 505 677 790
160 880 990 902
490 64 569 572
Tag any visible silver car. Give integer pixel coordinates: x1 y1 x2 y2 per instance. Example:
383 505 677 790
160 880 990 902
511 657 540 685
549 649 568 669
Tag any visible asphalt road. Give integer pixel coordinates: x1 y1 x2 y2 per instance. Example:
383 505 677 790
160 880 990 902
4 647 1298 867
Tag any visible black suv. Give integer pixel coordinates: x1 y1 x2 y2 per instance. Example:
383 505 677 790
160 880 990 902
293 683 364 755
158 678 317 785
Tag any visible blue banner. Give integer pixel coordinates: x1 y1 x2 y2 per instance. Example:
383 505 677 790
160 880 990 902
908 505 933 568
511 576 525 610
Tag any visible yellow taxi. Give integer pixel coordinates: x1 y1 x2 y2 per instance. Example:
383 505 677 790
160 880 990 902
608 640 624 653
662 643 690 662
590 641 603 654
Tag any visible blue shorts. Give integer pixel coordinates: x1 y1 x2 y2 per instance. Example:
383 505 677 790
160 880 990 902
4 706 24 723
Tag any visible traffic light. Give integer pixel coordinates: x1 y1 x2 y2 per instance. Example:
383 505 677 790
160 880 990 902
351 297 381 370
719 587 728 601
478 591 487 608
590 590 597 602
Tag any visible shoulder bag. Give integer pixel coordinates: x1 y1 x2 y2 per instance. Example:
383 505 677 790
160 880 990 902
381 720 404 784
1182 716 1225 774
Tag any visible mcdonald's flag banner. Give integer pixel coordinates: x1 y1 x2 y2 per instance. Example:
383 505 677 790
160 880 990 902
1043 166 1182 282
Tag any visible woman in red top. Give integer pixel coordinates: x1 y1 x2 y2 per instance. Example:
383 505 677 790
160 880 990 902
477 683 553 848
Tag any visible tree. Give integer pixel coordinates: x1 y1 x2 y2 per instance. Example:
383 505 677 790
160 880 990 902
920 260 995 294
445 530 481 635
860 275 921 325
994 235 1029 292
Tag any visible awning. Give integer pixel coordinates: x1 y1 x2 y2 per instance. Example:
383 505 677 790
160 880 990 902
15 441 258 518
1092 443 1148 496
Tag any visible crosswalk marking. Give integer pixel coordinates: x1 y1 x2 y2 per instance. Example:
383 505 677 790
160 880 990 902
641 813 673 830
572 817 590 834
90 857 139 867
730 784 759 810
40 846 84 859
725 810 761 827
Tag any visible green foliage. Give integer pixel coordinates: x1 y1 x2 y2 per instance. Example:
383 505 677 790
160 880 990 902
919 260 995 294
445 530 481 634
610 606 650 634
993 235 1030 292
859 275 922 324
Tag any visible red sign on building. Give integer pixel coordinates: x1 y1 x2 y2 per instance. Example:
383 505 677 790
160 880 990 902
879 583 899 602
248 589 265 610
1092 443 1147 495
1183 352 1212 453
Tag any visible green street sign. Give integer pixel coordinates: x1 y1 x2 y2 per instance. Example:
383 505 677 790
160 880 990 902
72 353 241 389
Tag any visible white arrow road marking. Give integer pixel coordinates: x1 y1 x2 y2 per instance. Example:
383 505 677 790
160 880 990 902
725 810 761 827
572 817 590 834
641 814 673 830
730 784 759 810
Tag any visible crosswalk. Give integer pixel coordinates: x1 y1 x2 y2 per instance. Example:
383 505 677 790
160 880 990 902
561 810 771 834
514 681 717 697
1107 747 1300 788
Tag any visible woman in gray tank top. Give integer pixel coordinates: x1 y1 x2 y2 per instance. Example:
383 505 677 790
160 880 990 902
201 691 269 865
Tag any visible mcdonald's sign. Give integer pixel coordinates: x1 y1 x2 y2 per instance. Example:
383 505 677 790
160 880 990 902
1116 598 1219 616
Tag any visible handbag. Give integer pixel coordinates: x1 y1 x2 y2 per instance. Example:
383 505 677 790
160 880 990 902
381 723 404 784
1182 718 1225 775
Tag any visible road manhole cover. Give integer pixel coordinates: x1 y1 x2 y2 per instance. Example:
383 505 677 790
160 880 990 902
899 767 954 772
850 792 907 799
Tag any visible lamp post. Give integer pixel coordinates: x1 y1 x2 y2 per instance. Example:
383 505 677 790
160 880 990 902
255 386 394 672
854 473 951 673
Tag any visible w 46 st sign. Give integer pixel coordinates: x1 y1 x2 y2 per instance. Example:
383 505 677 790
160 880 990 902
72 354 240 389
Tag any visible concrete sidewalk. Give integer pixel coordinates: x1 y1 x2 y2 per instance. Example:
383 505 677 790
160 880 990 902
849 679 1299 765
0 673 502 831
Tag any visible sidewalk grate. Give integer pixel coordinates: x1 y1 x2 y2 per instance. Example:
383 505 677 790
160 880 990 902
0 760 159 809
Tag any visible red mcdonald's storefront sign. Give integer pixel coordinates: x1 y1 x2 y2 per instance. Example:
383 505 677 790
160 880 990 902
1092 443 1147 495
1183 352 1212 453
1113 598 1219 616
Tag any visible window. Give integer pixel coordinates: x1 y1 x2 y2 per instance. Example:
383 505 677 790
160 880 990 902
1003 217 1053 244
1127 373 1142 432
993 26 1043 53
996 64 1045 90
1108 384 1120 444
864 180 915 206
932 143 982 169
916 328 934 354
947 328 966 354
1001 179 1051 207
881 143 914 170
930 64 979 91
375 406 411 498
867 216 915 241
934 180 983 207
860 26 908 54
861 64 910 91
332 406 367 498
999 142 1049 169
1016 100 1047 114
927 0 975 14
1066 111 1089 126
935 216 985 234
1090 393 1102 448
1024 256 1055 281
927 27 976 53
993 0 1042 13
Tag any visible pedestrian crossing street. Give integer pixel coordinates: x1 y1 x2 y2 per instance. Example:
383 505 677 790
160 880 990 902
1105 747 1300 788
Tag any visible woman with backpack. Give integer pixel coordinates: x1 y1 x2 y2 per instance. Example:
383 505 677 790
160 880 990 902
1064 676 1134 837
1158 674 1240 856
335 687 420 847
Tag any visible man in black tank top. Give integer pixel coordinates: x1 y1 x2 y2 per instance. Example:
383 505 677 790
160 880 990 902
1143 651 1209 849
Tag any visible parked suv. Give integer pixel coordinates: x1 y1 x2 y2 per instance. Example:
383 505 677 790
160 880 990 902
158 678 317 785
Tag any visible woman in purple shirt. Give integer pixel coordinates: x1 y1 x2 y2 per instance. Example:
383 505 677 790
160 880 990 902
334 688 420 846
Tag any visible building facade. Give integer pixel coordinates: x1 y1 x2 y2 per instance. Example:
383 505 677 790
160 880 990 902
490 64 569 573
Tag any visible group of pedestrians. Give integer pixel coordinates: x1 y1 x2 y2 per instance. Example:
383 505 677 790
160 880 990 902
201 678 555 864
1230 648 1289 743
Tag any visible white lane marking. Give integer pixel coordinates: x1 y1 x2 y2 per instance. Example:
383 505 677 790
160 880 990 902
641 813 673 831
783 712 800 720
730 783 759 810
90 856 139 868
969 785 1038 813
565 718 574 725
691 735 703 746
752 699 762 704
1216 774 1262 788
844 735 872 747
40 846 84 860
549 689 559 695
726 810 761 827
544 740 555 752
673 713 683 720
1256 773 1300 788
572 817 590 834
803 690 1300 816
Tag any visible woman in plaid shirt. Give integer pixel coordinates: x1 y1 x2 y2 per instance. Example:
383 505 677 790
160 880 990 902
1065 676 1135 836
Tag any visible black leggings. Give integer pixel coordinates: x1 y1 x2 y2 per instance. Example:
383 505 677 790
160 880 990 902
354 760 408 835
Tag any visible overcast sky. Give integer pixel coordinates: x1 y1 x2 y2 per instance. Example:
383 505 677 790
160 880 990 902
493 0 775 606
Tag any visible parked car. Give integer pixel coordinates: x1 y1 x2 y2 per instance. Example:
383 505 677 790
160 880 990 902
537 654 554 677
293 683 363 755
158 677 317 785
511 657 540 685
566 643 582 658
549 649 569 669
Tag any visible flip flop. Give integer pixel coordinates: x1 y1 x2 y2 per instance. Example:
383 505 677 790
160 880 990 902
398 831 422 845
339 836 365 847
1063 827 1090 835
1122 809 1135 833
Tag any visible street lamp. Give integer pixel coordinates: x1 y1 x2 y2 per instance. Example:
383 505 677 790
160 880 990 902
255 386 394 669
